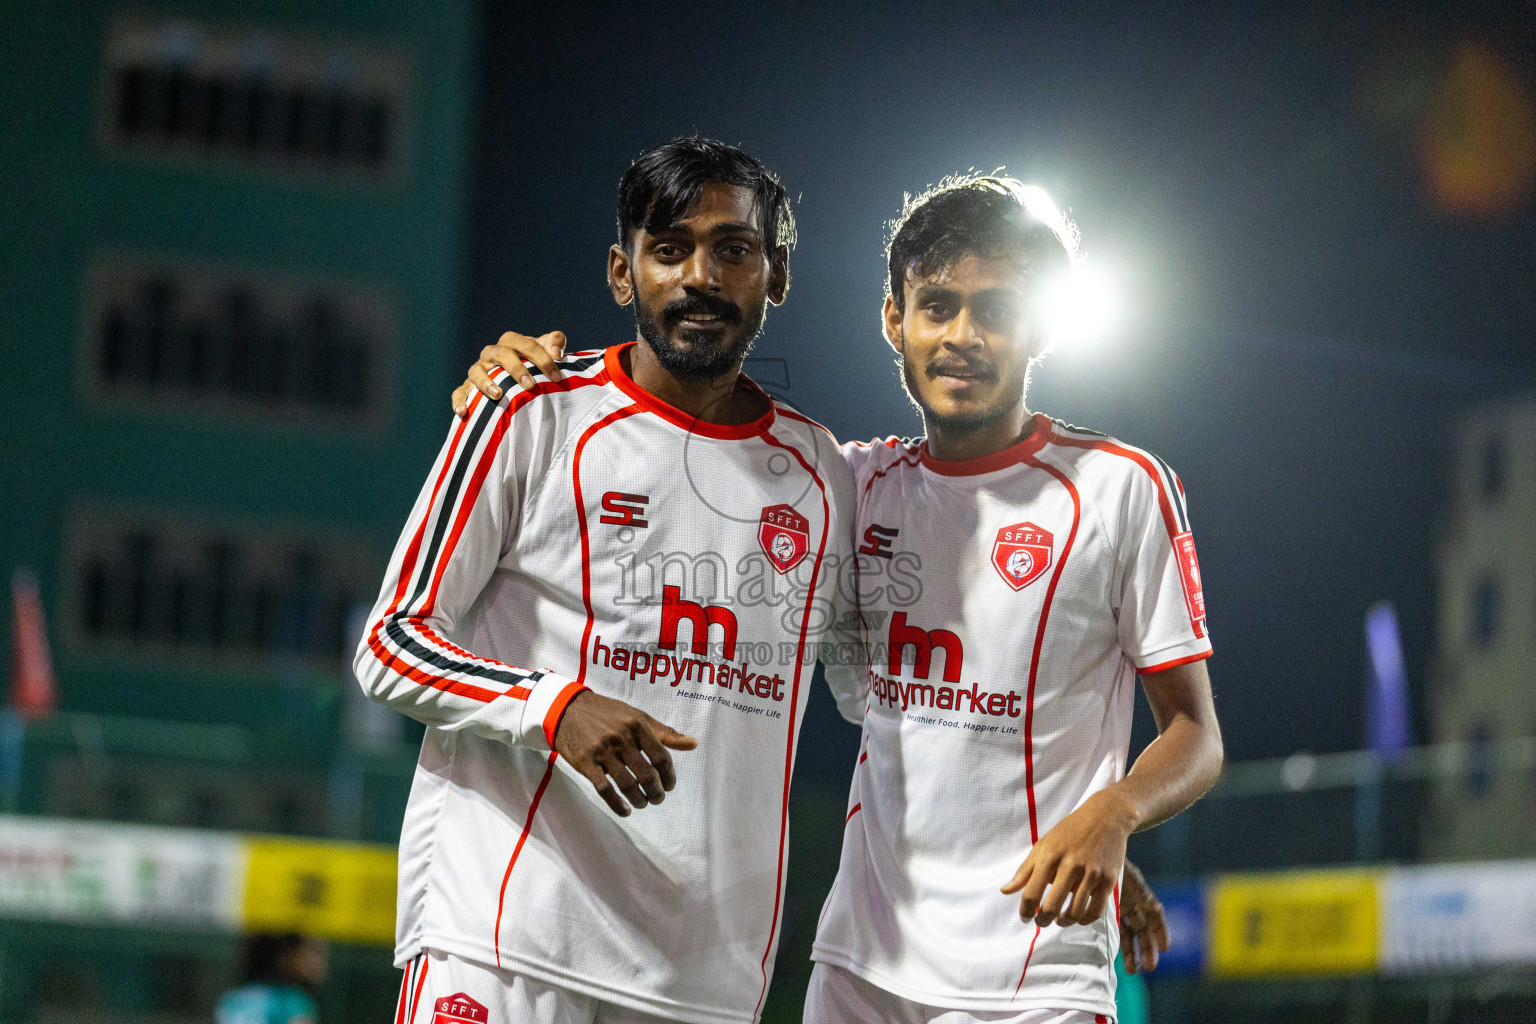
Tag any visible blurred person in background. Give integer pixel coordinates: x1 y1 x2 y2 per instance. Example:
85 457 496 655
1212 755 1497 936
215 933 327 1024
460 171 1216 1023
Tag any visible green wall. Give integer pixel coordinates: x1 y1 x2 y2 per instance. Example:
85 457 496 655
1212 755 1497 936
0 0 475 727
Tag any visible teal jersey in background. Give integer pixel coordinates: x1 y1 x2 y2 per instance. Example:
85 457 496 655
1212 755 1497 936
215 984 318 1024
1114 954 1150 1024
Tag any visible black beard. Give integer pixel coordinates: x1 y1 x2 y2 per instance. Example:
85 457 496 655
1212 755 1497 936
898 334 1029 435
634 290 767 380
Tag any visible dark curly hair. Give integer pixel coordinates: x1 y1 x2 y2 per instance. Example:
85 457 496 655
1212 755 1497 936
886 174 1076 313
617 136 796 253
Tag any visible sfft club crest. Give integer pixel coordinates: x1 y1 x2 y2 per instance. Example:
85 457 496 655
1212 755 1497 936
992 522 1053 591
434 993 488 1024
759 504 809 574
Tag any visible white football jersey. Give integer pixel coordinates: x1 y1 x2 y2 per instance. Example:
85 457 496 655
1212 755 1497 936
355 343 863 1024
812 413 1212 1018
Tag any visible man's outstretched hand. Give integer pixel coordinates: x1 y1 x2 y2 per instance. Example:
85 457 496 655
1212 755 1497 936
553 690 697 817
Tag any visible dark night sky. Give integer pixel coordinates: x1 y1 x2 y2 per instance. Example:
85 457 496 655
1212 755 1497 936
461 1 1536 764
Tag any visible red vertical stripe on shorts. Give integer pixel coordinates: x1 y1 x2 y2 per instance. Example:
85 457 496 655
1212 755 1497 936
394 964 409 1024
408 955 429 1023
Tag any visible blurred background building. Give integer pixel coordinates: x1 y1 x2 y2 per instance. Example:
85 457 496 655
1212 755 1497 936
1424 395 1536 862
2 0 473 1018
4 1 1536 1022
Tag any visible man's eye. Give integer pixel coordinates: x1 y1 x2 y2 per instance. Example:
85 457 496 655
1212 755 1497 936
924 303 952 318
723 245 750 258
655 244 682 258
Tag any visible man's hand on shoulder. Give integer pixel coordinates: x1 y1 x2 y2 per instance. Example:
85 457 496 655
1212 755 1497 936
1001 788 1136 928
553 690 697 817
452 331 570 417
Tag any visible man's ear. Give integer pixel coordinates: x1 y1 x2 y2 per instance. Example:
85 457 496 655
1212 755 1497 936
767 245 790 306
881 293 904 356
608 244 634 306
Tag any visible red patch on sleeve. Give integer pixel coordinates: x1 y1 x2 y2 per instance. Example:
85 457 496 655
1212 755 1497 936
1173 531 1205 625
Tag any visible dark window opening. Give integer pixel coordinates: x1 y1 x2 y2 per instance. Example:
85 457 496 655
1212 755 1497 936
101 18 409 180
1465 722 1495 799
1479 435 1506 500
69 509 377 672
1471 577 1501 648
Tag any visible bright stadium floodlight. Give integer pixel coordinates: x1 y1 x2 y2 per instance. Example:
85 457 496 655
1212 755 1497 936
1040 258 1120 355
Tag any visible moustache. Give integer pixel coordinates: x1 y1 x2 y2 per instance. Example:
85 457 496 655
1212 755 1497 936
663 294 742 325
926 359 999 383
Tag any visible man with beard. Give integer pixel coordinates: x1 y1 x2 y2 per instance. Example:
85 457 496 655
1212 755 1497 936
460 172 1219 1023
357 137 863 1024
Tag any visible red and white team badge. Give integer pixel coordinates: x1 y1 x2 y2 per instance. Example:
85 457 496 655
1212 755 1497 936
1173 531 1206 624
758 504 810 574
991 522 1053 591
434 993 488 1024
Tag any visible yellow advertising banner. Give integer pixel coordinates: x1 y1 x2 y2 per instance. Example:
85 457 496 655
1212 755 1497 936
1209 869 1381 977
242 837 396 945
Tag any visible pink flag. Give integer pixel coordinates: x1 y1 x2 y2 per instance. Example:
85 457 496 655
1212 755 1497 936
9 570 57 721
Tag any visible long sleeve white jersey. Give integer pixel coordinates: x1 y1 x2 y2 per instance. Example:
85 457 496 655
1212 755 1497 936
812 413 1213 1018
354 343 862 1024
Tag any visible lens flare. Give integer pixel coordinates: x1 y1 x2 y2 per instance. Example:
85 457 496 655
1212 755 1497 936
1040 260 1120 353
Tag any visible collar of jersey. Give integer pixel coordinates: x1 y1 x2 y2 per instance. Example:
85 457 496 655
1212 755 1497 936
918 412 1053 476
604 342 776 440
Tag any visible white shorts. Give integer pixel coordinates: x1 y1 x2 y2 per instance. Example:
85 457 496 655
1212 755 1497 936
395 950 683 1024
802 963 1113 1024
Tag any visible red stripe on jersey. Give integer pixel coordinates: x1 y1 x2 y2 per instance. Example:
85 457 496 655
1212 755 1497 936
410 620 512 671
364 391 484 674
541 680 589 747
863 453 922 496
1140 649 1213 675
605 342 775 439
751 428 830 1021
572 404 645 679
486 400 639 962
919 413 1051 476
493 751 559 964
421 399 521 617
1046 432 1180 551
365 369 609 695
845 802 862 824
394 964 409 1024
408 954 428 1023
1011 923 1042 1000
386 392 483 617
420 368 609 617
775 405 840 445
1047 429 1205 639
365 633 513 704
1113 881 1121 929
1019 453 1082 846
